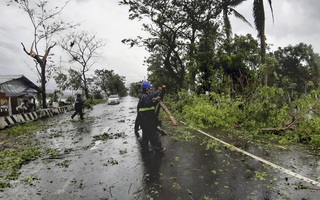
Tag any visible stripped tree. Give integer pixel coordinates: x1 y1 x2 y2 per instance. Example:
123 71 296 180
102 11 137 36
7 0 78 108
60 31 106 99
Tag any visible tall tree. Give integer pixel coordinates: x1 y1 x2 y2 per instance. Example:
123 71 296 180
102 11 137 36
178 0 221 91
60 31 106 99
217 0 251 41
195 22 221 93
120 0 188 91
54 68 82 92
217 34 261 95
252 0 274 86
120 0 220 92
94 69 112 98
129 81 143 97
94 69 127 97
8 0 77 108
273 43 320 96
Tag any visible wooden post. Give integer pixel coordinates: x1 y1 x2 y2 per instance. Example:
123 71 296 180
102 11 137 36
159 100 177 126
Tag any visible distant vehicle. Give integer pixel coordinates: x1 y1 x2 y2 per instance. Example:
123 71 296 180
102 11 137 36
108 95 120 105
59 99 72 106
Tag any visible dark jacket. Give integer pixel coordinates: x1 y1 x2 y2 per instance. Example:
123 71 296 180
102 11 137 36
74 95 84 111
137 90 161 112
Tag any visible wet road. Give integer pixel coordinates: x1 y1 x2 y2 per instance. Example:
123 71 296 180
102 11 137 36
1 96 320 200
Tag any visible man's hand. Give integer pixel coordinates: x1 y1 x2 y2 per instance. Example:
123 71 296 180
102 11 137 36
153 96 161 102
158 85 166 92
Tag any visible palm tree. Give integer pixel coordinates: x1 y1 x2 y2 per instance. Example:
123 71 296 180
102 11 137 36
253 0 274 86
218 0 252 41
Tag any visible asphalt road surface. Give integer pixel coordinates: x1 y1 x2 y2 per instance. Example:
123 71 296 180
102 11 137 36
1 96 320 200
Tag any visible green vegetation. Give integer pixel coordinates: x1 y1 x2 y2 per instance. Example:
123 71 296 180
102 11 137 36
54 68 128 100
120 1 320 150
166 87 320 149
0 121 58 190
0 97 111 191
171 127 196 141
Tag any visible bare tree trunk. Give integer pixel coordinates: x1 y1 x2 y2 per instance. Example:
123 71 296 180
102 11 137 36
41 65 47 108
21 42 56 109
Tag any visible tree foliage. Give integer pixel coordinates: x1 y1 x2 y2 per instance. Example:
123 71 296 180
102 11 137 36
252 0 274 86
54 68 127 99
9 0 320 149
217 0 252 41
94 69 127 97
120 0 277 94
7 0 77 108
120 0 222 91
216 34 261 95
272 43 320 96
129 81 143 97
60 31 106 99
54 68 82 92
120 1 320 149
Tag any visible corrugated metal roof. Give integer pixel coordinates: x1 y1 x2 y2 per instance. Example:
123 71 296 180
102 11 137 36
0 75 25 84
0 75 40 97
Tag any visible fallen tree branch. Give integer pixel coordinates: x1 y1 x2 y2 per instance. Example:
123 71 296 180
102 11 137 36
159 100 177 126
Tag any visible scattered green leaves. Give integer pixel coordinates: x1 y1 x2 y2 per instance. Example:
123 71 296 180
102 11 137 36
254 171 267 180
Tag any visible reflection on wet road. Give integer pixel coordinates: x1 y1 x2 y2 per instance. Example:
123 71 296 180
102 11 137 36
1 96 320 200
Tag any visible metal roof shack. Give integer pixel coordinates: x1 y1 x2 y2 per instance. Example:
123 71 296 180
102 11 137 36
0 75 39 96
0 75 40 116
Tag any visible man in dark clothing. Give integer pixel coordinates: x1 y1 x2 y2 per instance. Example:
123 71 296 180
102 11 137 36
134 91 143 138
135 86 167 138
71 93 84 120
138 81 165 155
134 111 141 137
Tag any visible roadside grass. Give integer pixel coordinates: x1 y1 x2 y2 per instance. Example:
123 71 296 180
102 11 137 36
0 100 108 191
0 121 48 191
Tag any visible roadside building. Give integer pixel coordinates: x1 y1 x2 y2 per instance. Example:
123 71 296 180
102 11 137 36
0 75 39 116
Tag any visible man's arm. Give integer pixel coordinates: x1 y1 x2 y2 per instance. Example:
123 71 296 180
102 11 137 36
150 85 166 98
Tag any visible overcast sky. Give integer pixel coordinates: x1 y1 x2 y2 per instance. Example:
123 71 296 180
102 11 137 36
0 0 319 89
230 0 320 54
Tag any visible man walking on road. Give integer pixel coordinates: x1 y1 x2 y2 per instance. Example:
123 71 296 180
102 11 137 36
138 81 166 155
71 93 84 120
